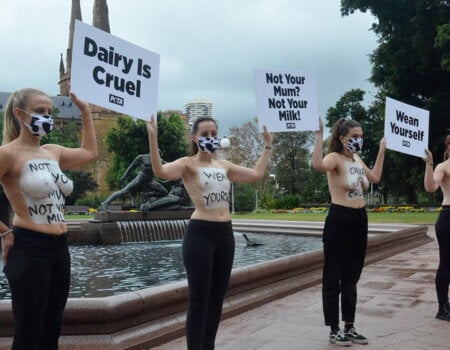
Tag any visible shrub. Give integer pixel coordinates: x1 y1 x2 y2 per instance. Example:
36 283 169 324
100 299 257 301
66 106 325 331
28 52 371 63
76 195 107 208
275 195 301 209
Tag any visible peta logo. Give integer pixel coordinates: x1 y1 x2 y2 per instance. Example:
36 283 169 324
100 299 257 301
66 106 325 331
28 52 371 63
402 140 410 147
109 94 124 106
286 122 296 129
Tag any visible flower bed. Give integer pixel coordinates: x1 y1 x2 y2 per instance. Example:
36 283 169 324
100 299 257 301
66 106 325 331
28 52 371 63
269 206 441 214
368 206 440 213
271 207 328 214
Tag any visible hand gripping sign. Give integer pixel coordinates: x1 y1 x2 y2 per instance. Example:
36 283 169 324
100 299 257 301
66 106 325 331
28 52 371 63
71 20 160 121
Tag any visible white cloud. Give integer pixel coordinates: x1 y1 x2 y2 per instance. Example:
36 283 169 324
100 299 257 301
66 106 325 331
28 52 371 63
0 0 378 134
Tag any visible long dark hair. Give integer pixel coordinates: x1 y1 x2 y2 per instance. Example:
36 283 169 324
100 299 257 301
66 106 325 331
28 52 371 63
444 135 450 161
190 117 218 155
328 118 362 154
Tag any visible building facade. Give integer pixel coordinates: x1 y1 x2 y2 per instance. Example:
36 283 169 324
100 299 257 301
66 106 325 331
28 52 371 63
185 98 213 128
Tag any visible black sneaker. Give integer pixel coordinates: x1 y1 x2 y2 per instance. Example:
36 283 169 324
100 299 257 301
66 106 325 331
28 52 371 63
436 302 450 321
436 309 450 321
329 329 352 346
344 327 368 344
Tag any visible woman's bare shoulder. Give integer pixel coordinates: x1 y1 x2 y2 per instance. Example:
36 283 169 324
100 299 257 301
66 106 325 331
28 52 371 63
437 161 450 174
325 152 341 160
0 143 26 176
0 142 25 161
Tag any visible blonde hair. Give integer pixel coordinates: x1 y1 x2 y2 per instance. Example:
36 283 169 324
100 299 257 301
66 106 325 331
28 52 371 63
2 88 49 144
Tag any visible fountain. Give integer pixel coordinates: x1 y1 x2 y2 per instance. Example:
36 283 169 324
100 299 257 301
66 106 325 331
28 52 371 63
0 220 431 349
0 158 434 349
75 209 193 245
69 154 195 245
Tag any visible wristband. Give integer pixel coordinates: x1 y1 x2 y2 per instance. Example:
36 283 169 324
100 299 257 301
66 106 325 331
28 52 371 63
264 146 272 150
0 228 13 238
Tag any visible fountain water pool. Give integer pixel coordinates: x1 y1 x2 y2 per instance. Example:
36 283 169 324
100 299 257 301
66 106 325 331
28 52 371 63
0 222 431 349
0 232 322 299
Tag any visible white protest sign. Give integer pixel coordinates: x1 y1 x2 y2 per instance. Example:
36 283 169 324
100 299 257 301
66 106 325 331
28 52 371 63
384 97 429 158
71 20 160 121
254 69 319 132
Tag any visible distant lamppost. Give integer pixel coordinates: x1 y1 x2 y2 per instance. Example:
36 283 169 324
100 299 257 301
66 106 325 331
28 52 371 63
220 137 235 214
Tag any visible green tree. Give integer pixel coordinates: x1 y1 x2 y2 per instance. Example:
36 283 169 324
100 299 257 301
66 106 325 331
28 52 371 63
228 117 325 204
227 117 267 199
41 120 80 148
228 117 264 167
301 166 329 204
64 170 98 205
341 0 450 204
104 113 188 190
272 131 313 195
104 116 149 189
435 23 450 71
326 89 367 126
234 183 256 212
157 113 189 161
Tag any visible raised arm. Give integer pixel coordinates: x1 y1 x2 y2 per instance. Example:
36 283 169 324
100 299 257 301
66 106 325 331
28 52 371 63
364 137 386 184
424 149 443 192
227 125 272 183
312 117 337 172
120 155 141 183
47 92 98 169
146 115 185 180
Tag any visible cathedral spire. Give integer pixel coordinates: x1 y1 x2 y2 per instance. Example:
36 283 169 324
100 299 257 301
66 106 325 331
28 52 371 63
66 0 82 74
59 53 65 76
92 0 110 33
59 0 82 96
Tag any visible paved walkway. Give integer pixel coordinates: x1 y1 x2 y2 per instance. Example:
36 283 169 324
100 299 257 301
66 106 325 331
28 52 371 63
154 226 450 349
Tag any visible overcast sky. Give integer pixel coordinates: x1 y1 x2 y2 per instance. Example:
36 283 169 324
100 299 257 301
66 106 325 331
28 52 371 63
1 0 378 135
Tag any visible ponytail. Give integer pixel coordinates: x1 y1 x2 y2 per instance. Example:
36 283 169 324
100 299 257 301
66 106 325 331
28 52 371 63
2 92 20 144
2 88 48 144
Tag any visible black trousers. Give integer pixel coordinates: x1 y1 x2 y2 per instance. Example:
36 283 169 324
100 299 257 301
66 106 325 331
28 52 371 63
435 206 450 304
322 204 368 328
182 220 235 350
3 227 70 350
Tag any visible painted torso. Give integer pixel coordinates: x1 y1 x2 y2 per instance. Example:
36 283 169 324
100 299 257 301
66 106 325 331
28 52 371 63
198 167 231 209
19 159 73 224
344 160 368 201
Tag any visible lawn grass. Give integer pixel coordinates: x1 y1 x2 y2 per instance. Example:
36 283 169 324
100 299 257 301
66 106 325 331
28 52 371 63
66 211 439 225
231 211 438 225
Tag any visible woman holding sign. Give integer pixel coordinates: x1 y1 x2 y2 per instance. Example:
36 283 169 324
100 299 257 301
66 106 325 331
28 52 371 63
424 138 450 321
313 117 385 346
0 88 97 349
146 115 272 350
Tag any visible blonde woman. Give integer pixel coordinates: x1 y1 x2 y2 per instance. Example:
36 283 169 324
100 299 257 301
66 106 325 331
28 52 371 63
0 88 97 349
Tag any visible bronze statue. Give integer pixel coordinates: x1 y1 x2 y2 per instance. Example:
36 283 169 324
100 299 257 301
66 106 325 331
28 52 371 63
100 154 193 211
140 179 194 212
101 154 155 208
